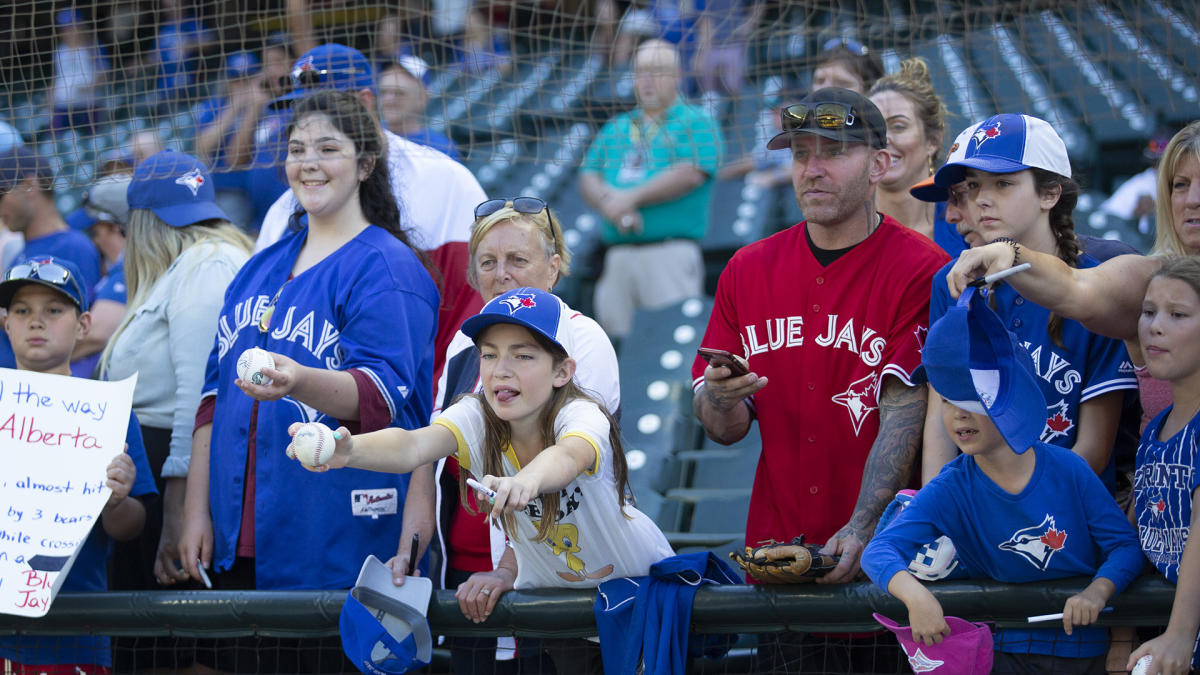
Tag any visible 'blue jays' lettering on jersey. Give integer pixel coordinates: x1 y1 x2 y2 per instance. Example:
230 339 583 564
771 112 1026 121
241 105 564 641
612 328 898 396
1135 406 1200 582
864 445 1143 658
931 253 1136 451
202 224 440 590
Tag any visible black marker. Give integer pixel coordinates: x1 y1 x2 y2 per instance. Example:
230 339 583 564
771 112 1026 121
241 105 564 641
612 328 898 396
406 533 419 576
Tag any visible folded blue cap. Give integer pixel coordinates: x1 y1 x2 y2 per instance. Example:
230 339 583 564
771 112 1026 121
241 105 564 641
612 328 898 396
915 286 1046 454
340 556 433 675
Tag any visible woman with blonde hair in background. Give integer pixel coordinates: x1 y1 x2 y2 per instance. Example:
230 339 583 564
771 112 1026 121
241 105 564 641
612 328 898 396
101 150 252 672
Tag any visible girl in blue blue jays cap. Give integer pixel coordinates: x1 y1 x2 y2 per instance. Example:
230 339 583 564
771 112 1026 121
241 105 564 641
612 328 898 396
287 286 673 674
1127 257 1200 675
862 287 1143 675
923 113 1138 494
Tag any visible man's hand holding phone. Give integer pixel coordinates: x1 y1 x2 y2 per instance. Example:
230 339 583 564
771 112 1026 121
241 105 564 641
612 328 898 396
698 347 766 412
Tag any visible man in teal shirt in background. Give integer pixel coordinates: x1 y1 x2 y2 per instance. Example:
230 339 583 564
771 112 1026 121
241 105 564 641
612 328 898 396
580 39 723 340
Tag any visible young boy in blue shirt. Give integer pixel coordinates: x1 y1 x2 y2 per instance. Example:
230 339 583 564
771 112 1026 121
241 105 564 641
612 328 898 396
0 256 156 675
862 286 1144 674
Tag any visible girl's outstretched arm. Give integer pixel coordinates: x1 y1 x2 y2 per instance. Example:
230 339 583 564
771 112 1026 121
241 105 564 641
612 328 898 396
887 570 950 646
1128 487 1200 675
286 423 458 475
482 436 597 518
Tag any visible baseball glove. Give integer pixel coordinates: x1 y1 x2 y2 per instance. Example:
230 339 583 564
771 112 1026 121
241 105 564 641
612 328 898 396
729 535 840 583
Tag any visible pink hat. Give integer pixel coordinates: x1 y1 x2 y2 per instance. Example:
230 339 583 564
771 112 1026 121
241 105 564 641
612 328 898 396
874 612 993 674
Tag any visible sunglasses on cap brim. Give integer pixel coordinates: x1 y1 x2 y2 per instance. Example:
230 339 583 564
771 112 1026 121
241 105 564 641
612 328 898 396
6 261 84 302
292 66 367 89
781 103 860 134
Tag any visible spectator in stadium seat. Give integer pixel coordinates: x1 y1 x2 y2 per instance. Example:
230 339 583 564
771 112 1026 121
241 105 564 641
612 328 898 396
152 0 213 106
811 39 884 94
869 57 967 258
49 9 107 135
0 256 155 675
0 146 103 370
178 91 439 674
1099 127 1175 236
193 50 272 230
378 57 461 161
579 39 722 341
691 0 763 99
399 197 618 675
255 43 486 393
692 87 948 673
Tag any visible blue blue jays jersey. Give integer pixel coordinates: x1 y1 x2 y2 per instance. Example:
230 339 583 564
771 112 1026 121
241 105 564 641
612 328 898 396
1135 406 1200 668
202 224 439 590
863 444 1144 658
931 253 1137 487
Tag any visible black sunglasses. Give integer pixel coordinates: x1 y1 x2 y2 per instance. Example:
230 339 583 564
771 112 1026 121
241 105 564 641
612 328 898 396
781 103 859 133
6 260 84 301
475 197 548 220
292 66 366 89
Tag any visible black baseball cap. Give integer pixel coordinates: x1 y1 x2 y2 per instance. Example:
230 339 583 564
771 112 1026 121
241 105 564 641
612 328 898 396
767 87 887 151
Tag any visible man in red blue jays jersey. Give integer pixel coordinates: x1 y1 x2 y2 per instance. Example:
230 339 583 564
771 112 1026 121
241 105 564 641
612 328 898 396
692 88 950 672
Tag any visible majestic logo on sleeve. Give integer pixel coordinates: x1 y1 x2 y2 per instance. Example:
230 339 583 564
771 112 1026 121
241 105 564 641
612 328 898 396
1041 399 1076 443
831 371 880 436
175 168 206 196
999 514 1068 570
906 648 945 673
499 292 537 314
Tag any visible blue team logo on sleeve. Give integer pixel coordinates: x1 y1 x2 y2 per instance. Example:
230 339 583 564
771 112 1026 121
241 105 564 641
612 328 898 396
999 514 1068 571
1041 399 1076 443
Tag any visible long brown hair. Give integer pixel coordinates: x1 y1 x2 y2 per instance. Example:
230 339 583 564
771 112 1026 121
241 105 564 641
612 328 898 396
1031 168 1081 347
459 331 631 542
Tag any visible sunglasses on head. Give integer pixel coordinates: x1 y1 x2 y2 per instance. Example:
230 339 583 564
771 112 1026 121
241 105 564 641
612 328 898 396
292 66 366 89
6 260 83 300
474 197 548 220
781 103 859 134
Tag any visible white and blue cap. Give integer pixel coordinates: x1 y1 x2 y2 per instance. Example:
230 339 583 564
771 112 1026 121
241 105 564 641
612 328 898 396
460 287 575 356
128 150 229 228
933 114 1072 189
340 555 433 675
274 43 375 107
914 286 1046 454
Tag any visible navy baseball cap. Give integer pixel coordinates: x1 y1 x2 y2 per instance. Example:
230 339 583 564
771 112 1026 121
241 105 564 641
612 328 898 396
767 87 887 151
340 556 433 675
915 286 1046 454
934 114 1072 188
0 257 89 312
128 150 228 228
460 287 574 355
0 145 49 195
274 44 375 107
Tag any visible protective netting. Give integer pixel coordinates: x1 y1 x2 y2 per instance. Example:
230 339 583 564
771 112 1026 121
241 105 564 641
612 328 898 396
1 0 1196 227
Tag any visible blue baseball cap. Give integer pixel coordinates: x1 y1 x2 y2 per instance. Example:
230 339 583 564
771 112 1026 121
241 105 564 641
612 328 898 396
340 556 432 675
274 44 375 107
933 114 1072 188
915 286 1046 454
460 287 574 355
127 150 228 228
0 145 49 194
0 256 89 312
226 50 261 79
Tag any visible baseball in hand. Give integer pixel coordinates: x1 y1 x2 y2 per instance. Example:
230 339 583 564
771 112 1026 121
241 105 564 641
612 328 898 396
289 422 337 467
1131 655 1152 675
237 347 275 386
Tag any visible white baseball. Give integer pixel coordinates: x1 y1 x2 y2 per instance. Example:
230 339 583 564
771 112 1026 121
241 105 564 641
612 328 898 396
236 347 275 386
1132 655 1152 675
289 422 336 467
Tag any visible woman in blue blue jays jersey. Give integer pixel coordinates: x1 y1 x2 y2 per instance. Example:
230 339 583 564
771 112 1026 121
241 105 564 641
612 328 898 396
925 114 1137 492
176 90 439 673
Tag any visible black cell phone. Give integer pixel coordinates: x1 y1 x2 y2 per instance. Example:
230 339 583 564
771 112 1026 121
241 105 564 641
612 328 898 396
697 347 749 376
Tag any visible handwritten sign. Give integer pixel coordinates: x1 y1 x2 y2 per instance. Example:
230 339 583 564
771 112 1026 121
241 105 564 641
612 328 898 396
0 370 136 617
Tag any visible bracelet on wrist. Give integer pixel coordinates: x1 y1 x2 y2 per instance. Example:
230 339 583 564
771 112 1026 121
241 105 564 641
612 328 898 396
990 236 1021 266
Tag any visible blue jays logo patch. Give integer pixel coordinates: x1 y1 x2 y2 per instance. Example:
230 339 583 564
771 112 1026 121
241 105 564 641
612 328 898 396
292 54 314 79
175 168 205 196
1041 399 1075 443
972 121 1002 149
499 292 537 314
907 648 945 672
999 514 1068 571
831 371 880 436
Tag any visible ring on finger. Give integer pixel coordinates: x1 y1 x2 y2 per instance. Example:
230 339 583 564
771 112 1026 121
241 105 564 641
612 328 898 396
480 588 492 597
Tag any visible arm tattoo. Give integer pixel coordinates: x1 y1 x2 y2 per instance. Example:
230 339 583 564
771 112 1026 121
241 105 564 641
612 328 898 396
844 376 926 538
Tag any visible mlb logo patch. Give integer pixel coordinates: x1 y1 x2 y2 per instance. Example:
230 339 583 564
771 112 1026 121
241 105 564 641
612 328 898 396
351 488 398 519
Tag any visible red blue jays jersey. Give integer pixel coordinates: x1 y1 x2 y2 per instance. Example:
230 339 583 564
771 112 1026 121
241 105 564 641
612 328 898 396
930 252 1137 489
864 444 1144 658
202 225 440 590
692 217 948 550
1135 406 1200 667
